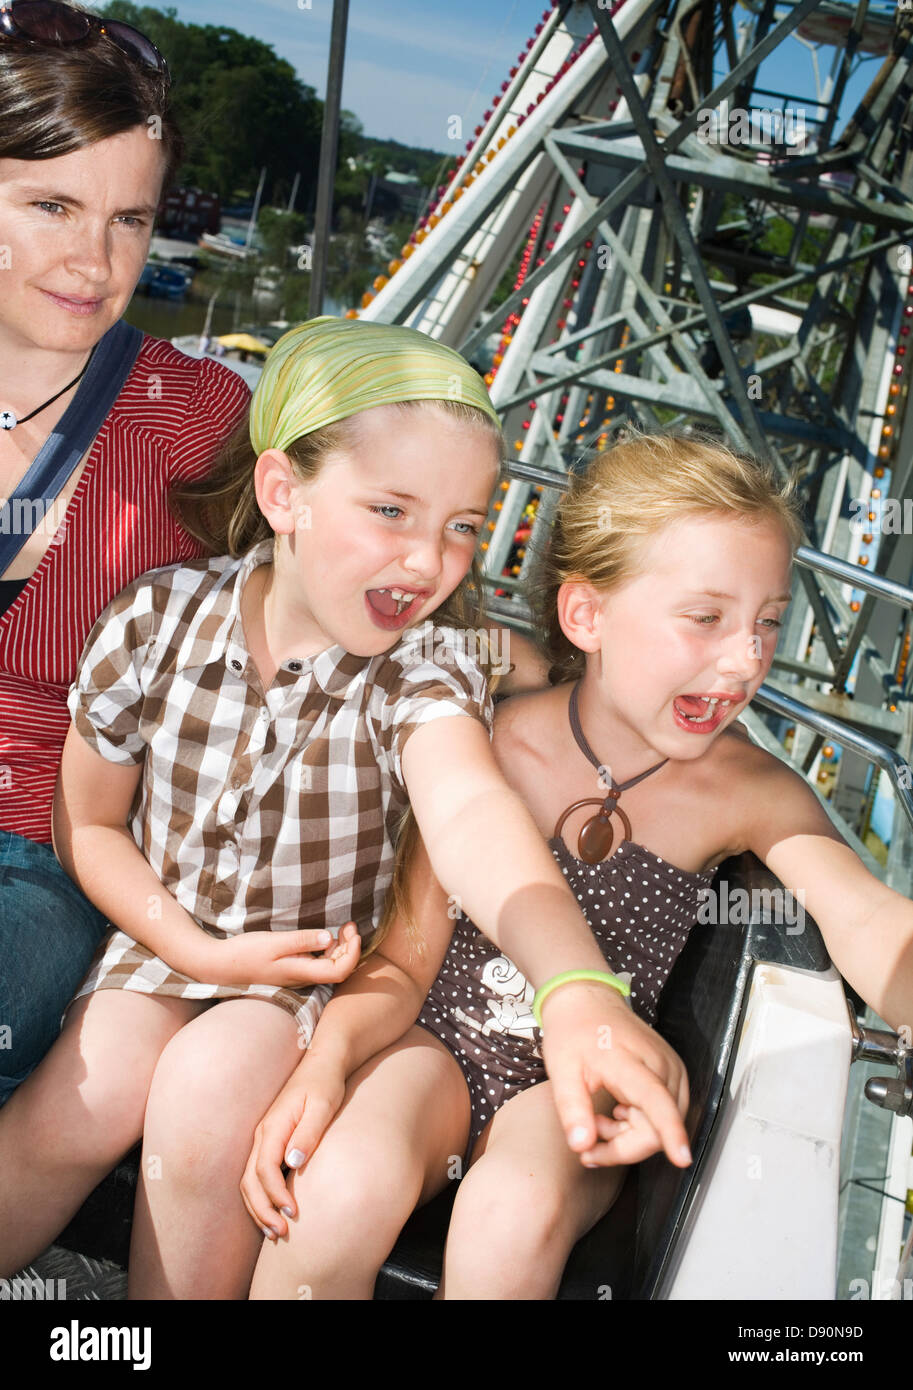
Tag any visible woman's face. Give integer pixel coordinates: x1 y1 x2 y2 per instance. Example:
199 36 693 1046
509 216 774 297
0 125 164 356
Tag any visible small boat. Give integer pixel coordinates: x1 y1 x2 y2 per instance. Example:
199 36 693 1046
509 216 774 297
136 261 192 300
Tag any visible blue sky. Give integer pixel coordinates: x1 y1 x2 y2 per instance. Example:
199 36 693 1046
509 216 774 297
167 1 886 148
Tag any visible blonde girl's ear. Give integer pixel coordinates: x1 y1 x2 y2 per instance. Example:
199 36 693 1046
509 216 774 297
253 449 304 538
557 579 604 656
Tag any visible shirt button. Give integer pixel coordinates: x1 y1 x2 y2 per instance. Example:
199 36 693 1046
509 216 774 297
288 660 302 672
230 658 243 671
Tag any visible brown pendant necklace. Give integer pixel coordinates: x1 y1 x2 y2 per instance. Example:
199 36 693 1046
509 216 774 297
553 681 669 864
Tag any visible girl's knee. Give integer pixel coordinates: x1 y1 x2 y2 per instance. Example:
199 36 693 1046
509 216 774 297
454 1162 570 1249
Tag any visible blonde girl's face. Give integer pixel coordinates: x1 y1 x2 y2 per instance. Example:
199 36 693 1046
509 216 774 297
579 512 793 758
264 403 500 658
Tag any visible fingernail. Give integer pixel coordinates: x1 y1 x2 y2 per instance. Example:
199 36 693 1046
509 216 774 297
262 1226 278 1240
317 931 331 945
281 1206 295 1218
287 1148 307 1168
679 1145 693 1164
582 1160 600 1169
568 1126 589 1146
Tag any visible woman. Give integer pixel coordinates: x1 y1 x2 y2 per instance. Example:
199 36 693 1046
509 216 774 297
0 3 251 1103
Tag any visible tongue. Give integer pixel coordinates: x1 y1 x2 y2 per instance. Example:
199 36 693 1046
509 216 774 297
366 589 400 617
676 695 708 715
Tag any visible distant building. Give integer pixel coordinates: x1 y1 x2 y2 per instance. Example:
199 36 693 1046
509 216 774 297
158 188 221 239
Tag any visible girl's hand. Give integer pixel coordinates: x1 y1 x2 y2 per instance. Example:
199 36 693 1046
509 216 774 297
241 1058 347 1240
580 1104 670 1168
204 921 361 989
539 983 691 1169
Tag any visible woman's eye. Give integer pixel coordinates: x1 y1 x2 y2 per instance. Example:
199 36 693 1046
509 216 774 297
369 504 403 520
36 201 65 216
758 618 783 629
688 615 718 626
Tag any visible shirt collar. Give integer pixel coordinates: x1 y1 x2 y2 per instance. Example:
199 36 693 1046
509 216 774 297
173 539 370 697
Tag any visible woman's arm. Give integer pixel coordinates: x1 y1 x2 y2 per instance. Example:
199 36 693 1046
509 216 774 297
744 758 913 1032
486 621 550 695
401 715 692 1165
53 725 358 988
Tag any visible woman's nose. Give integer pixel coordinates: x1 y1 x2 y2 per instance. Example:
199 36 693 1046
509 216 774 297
64 222 113 283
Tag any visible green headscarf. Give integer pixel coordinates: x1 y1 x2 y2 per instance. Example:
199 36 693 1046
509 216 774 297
249 316 500 455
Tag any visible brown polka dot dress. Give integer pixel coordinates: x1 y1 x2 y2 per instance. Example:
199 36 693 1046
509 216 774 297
416 837 714 1153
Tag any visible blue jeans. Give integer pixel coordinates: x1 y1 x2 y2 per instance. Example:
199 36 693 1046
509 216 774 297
0 830 109 1105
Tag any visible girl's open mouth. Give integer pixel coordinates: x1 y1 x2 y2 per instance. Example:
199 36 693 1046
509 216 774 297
364 587 426 631
672 693 741 735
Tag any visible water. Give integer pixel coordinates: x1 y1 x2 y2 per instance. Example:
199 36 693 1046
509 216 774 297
124 275 346 343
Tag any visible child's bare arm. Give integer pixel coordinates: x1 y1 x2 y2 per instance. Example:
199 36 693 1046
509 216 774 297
241 835 454 1235
401 715 692 1167
53 725 356 988
745 759 913 1032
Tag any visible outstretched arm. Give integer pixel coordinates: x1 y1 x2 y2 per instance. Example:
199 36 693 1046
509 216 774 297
744 756 913 1032
402 715 692 1167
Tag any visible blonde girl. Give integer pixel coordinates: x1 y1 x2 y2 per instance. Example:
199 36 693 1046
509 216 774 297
0 322 689 1299
239 430 913 1300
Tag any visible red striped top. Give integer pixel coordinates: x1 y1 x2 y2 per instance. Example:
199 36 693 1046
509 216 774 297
0 334 251 844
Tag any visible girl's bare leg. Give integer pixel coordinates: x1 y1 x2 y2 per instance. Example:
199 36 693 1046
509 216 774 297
0 990 202 1277
438 1081 625 1300
129 998 304 1300
249 1026 471 1301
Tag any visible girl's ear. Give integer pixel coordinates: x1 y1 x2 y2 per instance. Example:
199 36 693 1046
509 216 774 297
253 450 303 537
557 580 604 654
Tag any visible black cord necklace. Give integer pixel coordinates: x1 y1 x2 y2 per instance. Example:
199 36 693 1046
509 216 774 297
553 681 669 864
0 348 96 431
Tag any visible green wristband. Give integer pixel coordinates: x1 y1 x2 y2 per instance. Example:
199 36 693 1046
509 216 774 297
532 969 631 1027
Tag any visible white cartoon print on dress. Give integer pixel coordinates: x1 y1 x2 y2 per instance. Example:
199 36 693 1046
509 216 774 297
451 954 540 1047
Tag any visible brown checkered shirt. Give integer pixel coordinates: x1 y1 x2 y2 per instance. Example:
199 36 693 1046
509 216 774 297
65 540 492 1040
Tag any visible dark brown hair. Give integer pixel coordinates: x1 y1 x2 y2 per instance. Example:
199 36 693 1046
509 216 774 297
0 11 182 192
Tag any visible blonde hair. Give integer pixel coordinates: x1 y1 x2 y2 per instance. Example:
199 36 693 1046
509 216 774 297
534 430 805 684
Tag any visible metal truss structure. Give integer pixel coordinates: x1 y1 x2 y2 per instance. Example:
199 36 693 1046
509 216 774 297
359 0 913 894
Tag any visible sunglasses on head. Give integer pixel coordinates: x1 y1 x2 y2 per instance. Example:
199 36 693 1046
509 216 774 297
0 0 169 82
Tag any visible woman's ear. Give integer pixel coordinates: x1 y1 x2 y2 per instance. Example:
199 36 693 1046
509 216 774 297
557 580 604 655
253 450 304 537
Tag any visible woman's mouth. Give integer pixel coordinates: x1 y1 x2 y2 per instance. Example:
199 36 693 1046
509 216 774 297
672 692 742 734
41 290 104 316
364 587 428 631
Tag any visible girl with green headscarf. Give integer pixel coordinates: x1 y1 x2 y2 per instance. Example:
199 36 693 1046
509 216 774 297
2 318 688 1299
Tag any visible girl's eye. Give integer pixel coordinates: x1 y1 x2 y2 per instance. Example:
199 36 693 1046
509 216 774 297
450 520 480 535
758 618 783 629
688 615 718 626
369 504 403 520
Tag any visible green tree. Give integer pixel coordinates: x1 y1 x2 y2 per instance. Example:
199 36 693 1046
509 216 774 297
100 3 323 205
